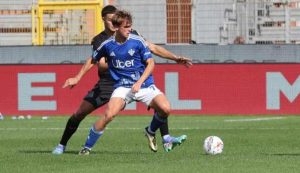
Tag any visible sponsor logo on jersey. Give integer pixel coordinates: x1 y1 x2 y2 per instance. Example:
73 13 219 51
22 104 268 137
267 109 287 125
112 59 135 69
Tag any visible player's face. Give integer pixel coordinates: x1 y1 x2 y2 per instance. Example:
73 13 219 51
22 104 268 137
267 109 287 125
103 13 116 32
118 20 132 39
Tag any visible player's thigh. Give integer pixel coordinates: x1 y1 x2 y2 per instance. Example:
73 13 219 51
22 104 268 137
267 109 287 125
105 97 126 118
149 94 171 116
111 87 133 105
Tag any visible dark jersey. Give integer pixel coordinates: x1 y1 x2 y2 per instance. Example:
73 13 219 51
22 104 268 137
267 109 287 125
83 31 114 108
91 31 114 81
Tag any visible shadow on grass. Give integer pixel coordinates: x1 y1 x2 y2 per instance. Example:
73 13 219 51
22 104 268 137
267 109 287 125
18 150 78 154
18 150 152 155
263 153 300 156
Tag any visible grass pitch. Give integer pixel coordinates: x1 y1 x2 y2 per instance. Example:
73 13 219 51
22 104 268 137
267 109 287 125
1 115 300 173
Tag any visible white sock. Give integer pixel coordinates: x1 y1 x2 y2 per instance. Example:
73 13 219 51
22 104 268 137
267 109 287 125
162 134 173 143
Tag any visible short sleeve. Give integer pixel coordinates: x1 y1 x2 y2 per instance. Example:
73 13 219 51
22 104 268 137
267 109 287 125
92 44 107 62
139 41 152 61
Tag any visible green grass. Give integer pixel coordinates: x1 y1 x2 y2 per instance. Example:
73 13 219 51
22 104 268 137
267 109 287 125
1 115 300 173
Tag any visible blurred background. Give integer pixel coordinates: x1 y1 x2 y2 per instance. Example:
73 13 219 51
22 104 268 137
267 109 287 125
1 0 300 46
1 0 300 64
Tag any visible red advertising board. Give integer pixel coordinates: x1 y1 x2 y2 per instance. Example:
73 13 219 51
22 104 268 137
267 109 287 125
0 64 300 115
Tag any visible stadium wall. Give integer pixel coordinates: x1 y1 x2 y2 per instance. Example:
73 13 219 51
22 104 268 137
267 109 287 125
1 44 300 64
1 64 300 116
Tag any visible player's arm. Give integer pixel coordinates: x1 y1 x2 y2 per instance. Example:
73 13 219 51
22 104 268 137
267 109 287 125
146 41 192 68
132 58 155 93
63 35 106 89
62 57 95 88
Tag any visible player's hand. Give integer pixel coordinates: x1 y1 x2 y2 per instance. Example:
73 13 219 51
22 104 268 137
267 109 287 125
175 56 193 68
62 77 79 89
131 82 142 93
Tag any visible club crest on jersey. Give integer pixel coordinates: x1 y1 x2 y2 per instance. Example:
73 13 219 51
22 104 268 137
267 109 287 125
128 49 135 56
110 51 116 57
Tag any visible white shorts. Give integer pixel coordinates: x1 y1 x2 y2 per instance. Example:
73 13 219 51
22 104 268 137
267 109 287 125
111 84 163 106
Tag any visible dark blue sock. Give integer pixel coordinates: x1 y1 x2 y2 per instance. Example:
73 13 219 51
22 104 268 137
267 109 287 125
148 112 167 135
84 126 104 149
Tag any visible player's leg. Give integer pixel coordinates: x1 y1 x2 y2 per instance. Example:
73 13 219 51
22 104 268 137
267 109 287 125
52 100 96 155
159 118 169 138
79 87 129 155
95 97 126 131
144 88 187 152
144 93 170 152
79 97 125 155
158 114 187 152
52 82 111 155
60 101 95 144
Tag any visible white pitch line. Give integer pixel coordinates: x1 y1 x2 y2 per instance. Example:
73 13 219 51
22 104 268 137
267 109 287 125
1 126 300 131
224 117 285 122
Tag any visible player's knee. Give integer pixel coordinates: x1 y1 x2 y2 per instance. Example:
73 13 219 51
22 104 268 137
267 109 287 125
162 108 171 117
160 99 171 115
68 115 82 125
159 104 171 118
73 112 87 121
153 102 171 118
103 112 116 123
103 115 113 123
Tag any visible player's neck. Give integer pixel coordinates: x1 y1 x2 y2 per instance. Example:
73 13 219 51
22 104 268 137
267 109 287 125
115 34 128 44
104 28 115 36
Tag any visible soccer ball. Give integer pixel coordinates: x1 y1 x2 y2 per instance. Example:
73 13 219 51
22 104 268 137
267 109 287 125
203 136 224 155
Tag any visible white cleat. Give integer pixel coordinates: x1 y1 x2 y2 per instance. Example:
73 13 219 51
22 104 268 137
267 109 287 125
144 128 158 152
52 144 65 155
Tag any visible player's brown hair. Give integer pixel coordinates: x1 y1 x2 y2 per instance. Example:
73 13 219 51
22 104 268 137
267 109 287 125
112 10 132 27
